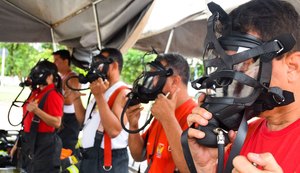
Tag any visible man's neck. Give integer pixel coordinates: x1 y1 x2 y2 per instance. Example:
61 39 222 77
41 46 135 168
60 68 71 76
263 104 300 131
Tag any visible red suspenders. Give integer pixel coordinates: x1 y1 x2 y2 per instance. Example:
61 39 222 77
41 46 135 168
103 86 128 170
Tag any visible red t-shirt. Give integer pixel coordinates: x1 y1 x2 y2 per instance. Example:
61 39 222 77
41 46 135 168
23 84 63 133
226 118 300 172
142 98 197 173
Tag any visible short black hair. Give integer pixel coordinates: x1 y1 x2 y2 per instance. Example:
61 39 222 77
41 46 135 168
52 49 71 66
100 48 123 74
156 53 190 85
229 0 300 51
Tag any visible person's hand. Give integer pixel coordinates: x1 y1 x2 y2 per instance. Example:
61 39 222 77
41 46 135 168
64 90 85 103
151 89 178 123
26 100 39 113
186 93 219 172
126 103 143 129
90 78 109 97
232 152 283 173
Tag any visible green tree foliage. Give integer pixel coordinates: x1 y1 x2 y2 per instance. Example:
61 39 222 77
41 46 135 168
0 43 203 85
122 49 156 85
0 43 68 79
122 49 204 85
0 43 40 78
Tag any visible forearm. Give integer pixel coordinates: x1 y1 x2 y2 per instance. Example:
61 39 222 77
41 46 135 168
128 133 146 161
73 98 86 126
33 108 61 128
95 95 122 137
161 117 189 173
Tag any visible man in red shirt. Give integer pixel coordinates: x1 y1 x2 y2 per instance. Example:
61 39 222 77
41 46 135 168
126 53 197 173
186 0 300 172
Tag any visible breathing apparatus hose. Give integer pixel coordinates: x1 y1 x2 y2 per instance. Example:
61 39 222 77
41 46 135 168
120 94 153 134
65 75 90 91
8 86 31 127
214 128 225 173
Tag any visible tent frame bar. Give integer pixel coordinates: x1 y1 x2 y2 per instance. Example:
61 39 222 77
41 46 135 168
164 28 174 53
3 0 51 28
92 0 104 49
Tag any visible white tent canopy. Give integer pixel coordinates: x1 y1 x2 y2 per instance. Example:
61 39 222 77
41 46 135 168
134 0 300 57
0 0 155 68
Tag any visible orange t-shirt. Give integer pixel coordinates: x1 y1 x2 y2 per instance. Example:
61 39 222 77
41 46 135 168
142 98 197 173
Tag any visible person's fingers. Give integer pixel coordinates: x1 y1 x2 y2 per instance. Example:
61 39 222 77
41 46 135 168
187 113 210 127
228 130 237 143
126 104 143 116
187 128 205 139
127 104 141 111
197 92 206 105
232 155 259 173
191 107 212 120
231 168 239 173
247 153 283 172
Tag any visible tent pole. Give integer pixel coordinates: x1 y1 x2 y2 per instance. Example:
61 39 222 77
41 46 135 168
50 28 57 51
92 0 104 49
164 28 174 53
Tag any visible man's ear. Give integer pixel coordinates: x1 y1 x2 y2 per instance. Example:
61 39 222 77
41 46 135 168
172 75 181 87
111 61 118 71
286 51 300 82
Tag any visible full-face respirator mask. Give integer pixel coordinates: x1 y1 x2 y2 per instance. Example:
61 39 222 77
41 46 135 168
181 2 296 173
121 53 173 133
66 53 113 91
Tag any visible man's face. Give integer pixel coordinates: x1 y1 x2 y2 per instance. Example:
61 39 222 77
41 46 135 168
159 60 174 95
53 55 68 73
269 57 286 88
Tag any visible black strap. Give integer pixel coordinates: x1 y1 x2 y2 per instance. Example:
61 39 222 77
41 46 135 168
94 130 103 171
28 89 55 160
224 114 248 172
181 114 248 173
144 123 161 173
181 130 198 173
81 101 96 130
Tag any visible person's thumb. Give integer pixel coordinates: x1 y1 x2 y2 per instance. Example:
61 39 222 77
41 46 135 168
247 152 283 172
197 92 206 105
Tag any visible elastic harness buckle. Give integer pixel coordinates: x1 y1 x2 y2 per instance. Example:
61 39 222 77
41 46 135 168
28 153 34 160
274 39 284 54
32 118 40 123
103 166 112 171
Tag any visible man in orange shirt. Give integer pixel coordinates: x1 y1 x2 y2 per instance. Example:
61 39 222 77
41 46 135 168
126 53 197 173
